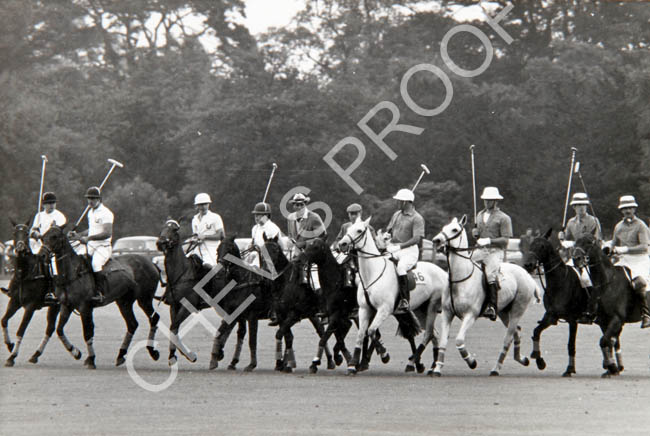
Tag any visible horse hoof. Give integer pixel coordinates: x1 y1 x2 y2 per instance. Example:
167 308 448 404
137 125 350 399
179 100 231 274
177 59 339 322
327 358 335 370
84 357 96 369
312 359 321 367
169 356 177 366
187 352 198 363
601 371 611 379
147 346 160 361
347 367 357 376
562 371 572 377
282 367 293 374
227 364 237 371
275 360 284 371
618 365 624 373
216 349 225 361
520 357 530 366
489 371 499 376
29 351 41 364
309 364 317 374
468 360 477 370
426 369 433 376
6 342 14 353
431 371 442 377
381 353 390 364
244 364 256 372
209 359 218 370
405 364 415 373
359 362 369 372
416 363 425 373
73 349 82 360
4 358 15 367
116 357 126 367
334 353 343 366
535 358 546 370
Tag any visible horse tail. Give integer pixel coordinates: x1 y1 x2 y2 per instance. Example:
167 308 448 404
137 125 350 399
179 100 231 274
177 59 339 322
394 311 422 338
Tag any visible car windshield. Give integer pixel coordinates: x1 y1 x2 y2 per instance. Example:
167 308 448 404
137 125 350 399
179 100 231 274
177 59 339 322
114 239 158 251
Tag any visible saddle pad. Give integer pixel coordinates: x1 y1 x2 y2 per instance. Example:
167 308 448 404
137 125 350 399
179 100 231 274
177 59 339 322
104 258 135 281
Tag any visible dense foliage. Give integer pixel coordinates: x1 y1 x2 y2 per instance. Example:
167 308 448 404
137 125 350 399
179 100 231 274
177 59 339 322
2 1 648 241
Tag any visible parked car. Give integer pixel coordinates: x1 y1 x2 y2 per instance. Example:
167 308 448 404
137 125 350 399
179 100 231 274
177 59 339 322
112 236 162 262
2 240 15 275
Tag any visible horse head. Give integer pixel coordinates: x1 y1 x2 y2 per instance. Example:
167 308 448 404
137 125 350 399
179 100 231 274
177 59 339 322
431 215 468 250
217 235 241 270
338 216 374 254
573 235 604 269
12 222 32 256
157 219 181 253
261 233 287 270
303 238 329 265
523 230 555 272
41 224 69 256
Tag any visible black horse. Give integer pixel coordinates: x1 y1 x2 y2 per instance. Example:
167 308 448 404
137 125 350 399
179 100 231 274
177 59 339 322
208 235 274 372
523 230 590 377
41 225 160 369
1 222 60 367
157 220 252 368
573 234 647 377
262 235 335 373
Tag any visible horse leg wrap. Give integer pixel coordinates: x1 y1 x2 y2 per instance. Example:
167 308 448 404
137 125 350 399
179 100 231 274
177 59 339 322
9 336 22 358
37 335 51 354
498 351 506 366
287 349 297 368
86 338 95 358
530 339 541 359
120 332 134 351
275 339 283 361
211 331 222 356
350 347 361 367
457 345 469 360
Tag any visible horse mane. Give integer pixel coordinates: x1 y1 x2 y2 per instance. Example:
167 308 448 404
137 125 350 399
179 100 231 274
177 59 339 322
577 235 613 269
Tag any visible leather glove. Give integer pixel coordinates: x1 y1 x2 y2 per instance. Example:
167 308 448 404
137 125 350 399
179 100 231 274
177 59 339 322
30 230 41 240
386 244 400 254
477 238 491 247
613 246 629 255
560 240 575 249
471 227 480 239
557 231 565 241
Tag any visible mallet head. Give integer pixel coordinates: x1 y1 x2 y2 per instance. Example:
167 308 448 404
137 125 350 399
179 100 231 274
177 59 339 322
469 144 475 151
420 164 430 174
108 158 124 168
41 155 48 162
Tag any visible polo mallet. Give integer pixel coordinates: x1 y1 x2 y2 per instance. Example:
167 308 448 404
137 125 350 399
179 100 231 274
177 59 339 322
561 147 578 228
574 161 597 218
73 158 124 230
411 164 430 192
262 163 278 203
470 144 477 224
36 155 48 217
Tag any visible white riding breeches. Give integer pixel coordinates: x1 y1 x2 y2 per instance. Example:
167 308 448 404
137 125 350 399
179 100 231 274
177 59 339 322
393 245 418 276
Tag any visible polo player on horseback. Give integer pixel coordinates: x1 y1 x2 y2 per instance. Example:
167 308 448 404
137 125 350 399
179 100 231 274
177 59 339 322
67 186 113 304
471 186 512 321
333 203 364 288
22 192 67 304
189 193 224 267
385 188 425 315
609 195 650 329
558 192 602 323
286 192 327 291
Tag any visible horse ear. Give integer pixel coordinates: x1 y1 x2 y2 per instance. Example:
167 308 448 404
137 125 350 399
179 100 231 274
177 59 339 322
10 217 17 227
363 216 371 226
459 215 467 227
543 228 553 239
59 223 67 232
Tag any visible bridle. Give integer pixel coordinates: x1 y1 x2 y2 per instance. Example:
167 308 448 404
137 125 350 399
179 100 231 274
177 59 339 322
435 224 479 285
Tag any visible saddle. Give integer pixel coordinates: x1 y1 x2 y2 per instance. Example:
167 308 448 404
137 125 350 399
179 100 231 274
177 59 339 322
388 257 417 291
102 258 134 281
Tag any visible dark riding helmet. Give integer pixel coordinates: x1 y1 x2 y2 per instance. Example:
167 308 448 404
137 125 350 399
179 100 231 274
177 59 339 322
252 202 272 215
85 186 101 199
42 192 57 204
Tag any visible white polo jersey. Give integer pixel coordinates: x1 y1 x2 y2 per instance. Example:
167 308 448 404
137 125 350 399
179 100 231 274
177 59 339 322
30 209 67 252
87 203 114 247
251 220 281 248
190 210 224 265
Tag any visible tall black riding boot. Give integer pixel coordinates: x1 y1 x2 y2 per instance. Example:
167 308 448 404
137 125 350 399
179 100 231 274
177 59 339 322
91 271 107 304
482 283 498 321
394 275 410 314
634 282 650 329
578 286 598 324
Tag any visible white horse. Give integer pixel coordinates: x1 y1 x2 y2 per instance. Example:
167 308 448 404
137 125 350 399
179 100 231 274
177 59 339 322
338 217 448 375
431 216 539 376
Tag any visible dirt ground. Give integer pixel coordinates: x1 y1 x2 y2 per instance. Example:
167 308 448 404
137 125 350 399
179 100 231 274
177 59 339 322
1 280 649 436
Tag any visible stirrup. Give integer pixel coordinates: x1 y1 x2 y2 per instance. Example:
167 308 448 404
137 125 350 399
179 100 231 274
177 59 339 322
44 293 59 305
482 305 497 321
394 299 410 315
91 293 105 304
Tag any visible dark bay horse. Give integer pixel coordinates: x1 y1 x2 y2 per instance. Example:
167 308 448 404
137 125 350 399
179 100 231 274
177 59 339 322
2 222 60 367
523 231 590 377
262 235 335 373
157 220 249 367
208 235 278 372
573 235 647 377
41 225 160 369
